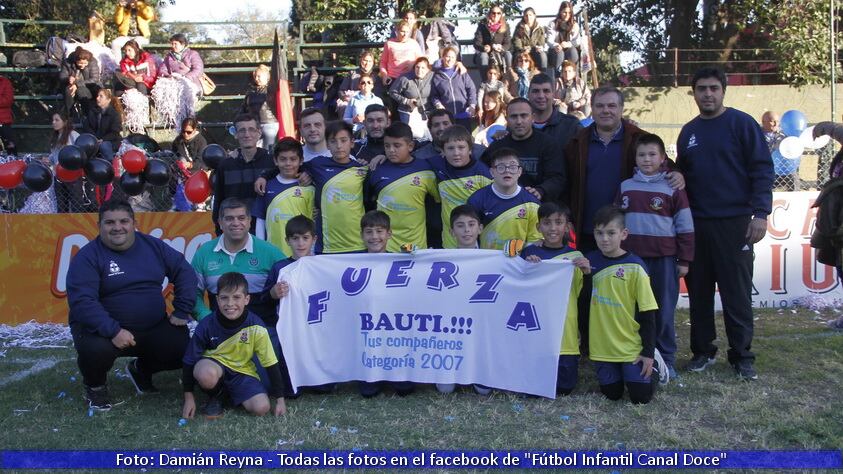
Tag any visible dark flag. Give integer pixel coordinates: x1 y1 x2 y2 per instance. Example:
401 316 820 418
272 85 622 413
269 28 295 139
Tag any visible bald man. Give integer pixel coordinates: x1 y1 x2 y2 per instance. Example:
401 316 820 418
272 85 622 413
762 110 796 191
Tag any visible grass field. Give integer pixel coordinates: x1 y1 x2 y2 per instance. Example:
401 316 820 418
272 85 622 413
1 307 842 472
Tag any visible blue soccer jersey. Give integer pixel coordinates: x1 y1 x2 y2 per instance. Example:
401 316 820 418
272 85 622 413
428 155 493 248
304 155 368 253
368 158 439 252
467 186 542 250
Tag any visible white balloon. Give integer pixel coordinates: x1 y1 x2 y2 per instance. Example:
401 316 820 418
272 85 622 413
799 125 832 150
779 136 804 159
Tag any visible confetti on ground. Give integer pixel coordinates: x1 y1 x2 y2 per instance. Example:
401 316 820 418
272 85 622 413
511 403 524 413
178 418 187 427
329 426 338 435
57 391 66 399
347 428 358 433
444 416 455 422
560 415 570 421
583 427 596 433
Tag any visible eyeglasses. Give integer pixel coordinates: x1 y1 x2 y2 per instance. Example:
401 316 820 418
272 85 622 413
183 129 195 134
494 164 521 173
491 11 503 15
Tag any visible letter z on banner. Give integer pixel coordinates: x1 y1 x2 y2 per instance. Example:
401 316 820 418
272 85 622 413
276 250 574 398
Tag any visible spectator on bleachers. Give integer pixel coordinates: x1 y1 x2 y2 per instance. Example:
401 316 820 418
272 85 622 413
243 65 279 150
60 47 102 117
0 74 15 155
82 89 122 161
513 7 548 73
51 109 97 213
390 10 426 55
510 51 540 99
114 40 157 95
556 60 590 117
546 1 580 80
474 5 512 76
344 73 384 135
379 20 425 87
430 46 477 131
388 57 434 139
473 90 506 147
111 0 155 57
172 117 209 171
49 109 80 163
423 18 458 64
337 51 383 119
477 66 512 113
159 33 204 91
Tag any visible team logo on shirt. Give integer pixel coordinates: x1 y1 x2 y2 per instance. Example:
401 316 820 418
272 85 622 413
107 260 124 277
294 188 302 197
517 208 527 219
412 176 421 186
249 257 259 267
687 134 698 149
649 197 664 211
239 331 249 343
356 168 367 177
464 179 475 190
614 267 626 280
208 259 222 271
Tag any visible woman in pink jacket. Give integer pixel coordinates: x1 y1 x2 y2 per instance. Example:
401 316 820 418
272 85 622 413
159 33 204 90
379 20 424 87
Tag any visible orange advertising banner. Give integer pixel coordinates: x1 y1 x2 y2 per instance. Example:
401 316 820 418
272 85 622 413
0 212 215 325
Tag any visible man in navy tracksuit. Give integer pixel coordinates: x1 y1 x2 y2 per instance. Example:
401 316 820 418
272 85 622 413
67 199 197 411
677 68 773 381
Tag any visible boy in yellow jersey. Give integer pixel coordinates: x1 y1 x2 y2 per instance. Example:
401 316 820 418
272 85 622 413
434 205 493 395
357 210 416 398
182 272 287 419
429 125 493 248
467 148 542 249
368 122 439 251
304 121 368 253
521 202 591 395
586 206 665 404
252 137 315 257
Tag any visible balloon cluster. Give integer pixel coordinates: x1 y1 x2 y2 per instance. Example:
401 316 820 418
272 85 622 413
773 110 831 175
182 144 226 204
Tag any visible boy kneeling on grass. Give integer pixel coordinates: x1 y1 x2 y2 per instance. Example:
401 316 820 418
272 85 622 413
182 272 288 419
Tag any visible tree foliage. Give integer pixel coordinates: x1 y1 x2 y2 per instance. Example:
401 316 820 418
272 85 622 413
586 0 841 86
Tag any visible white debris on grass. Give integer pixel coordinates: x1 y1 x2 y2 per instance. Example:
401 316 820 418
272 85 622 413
792 294 843 311
0 321 72 348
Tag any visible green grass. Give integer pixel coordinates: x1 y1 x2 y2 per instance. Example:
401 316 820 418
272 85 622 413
1 308 842 472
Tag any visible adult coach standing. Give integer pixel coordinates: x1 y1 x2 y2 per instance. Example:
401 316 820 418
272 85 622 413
677 68 773 380
67 200 196 411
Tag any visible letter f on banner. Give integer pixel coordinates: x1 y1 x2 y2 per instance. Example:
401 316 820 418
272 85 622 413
307 291 330 324
506 302 541 331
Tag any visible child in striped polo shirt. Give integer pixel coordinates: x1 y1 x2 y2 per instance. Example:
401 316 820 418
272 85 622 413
615 133 694 381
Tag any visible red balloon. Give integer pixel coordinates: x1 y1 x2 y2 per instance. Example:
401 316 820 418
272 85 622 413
121 149 148 174
55 163 85 183
0 160 26 189
184 171 211 204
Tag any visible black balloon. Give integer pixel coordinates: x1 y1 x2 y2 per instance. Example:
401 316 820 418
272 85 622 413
22 161 53 192
143 159 170 186
84 158 115 186
75 133 99 159
201 144 226 170
209 170 217 190
58 145 86 171
119 172 145 196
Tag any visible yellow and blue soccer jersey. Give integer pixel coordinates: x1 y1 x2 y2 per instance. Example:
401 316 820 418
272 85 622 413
428 155 492 248
586 251 658 363
467 186 542 250
368 158 440 252
182 311 278 379
521 245 583 355
252 177 315 256
304 155 368 253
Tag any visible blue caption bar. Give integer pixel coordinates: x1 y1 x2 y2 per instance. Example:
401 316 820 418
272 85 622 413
1 450 841 469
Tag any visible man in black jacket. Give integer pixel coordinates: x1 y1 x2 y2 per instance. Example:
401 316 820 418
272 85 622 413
528 73 582 149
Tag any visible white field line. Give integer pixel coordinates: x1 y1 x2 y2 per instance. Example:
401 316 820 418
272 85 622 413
0 357 71 388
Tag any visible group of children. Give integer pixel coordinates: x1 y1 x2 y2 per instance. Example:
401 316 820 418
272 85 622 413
185 123 693 417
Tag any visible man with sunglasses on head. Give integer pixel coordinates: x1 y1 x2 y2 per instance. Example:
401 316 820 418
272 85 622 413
212 113 275 235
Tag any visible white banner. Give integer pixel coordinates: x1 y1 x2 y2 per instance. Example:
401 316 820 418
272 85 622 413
677 192 840 309
277 250 574 398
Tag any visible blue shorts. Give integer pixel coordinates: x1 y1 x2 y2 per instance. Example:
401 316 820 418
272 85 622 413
593 361 651 386
557 355 579 392
206 358 266 406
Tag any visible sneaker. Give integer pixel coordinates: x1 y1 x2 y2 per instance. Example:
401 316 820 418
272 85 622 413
202 397 224 419
85 385 112 412
732 360 758 381
473 384 492 395
653 349 669 385
686 354 716 372
126 359 159 394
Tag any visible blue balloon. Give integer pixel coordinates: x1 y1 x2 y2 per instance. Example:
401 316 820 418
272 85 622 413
580 117 594 127
772 149 799 175
486 124 507 144
780 110 807 137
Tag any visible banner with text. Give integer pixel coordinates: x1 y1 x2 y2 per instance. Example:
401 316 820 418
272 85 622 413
277 250 574 398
